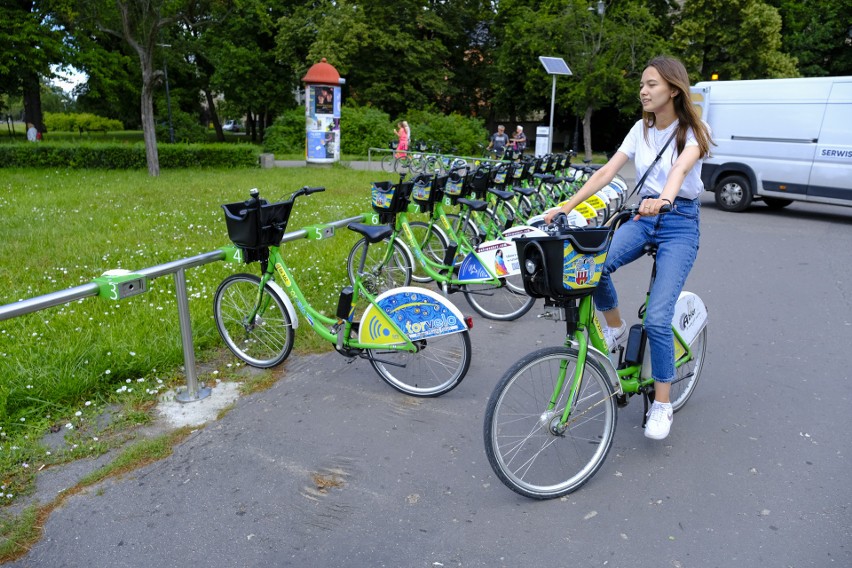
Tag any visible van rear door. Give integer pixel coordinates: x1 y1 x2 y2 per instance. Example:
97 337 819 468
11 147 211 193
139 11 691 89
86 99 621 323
809 81 852 203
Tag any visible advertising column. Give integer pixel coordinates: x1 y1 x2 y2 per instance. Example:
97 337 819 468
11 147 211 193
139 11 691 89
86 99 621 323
302 58 342 165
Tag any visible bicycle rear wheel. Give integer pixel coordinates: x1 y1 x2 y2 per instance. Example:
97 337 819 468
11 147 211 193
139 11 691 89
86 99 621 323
484 346 617 499
347 238 412 296
408 221 449 283
214 273 295 368
463 278 535 321
670 326 707 412
367 330 471 397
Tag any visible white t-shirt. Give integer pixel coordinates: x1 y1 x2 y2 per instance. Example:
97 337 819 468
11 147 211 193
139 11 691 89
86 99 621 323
617 119 706 200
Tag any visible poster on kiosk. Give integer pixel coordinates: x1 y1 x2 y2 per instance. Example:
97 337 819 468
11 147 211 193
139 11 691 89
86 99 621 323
306 85 341 163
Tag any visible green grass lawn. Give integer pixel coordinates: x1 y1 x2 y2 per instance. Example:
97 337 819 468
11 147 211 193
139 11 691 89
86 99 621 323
0 165 403 509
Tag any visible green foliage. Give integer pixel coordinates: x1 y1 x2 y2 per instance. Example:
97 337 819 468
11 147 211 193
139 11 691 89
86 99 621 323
155 109 208 144
44 112 124 133
769 0 852 77
339 105 393 155
0 143 258 169
672 0 799 81
262 108 307 155
403 109 489 156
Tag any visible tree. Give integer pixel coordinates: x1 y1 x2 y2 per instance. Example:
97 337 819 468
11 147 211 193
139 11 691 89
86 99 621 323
0 0 73 131
768 0 852 76
671 0 798 82
76 0 185 176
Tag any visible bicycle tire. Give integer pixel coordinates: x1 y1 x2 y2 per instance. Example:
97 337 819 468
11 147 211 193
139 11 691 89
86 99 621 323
214 273 295 368
368 330 471 397
445 213 483 251
395 156 411 174
347 238 412 295
484 346 617 499
408 221 449 283
670 326 707 412
381 154 395 173
462 278 535 321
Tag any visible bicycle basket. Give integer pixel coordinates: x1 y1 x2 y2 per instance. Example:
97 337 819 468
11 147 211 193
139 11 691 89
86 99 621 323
371 180 410 214
222 198 294 250
467 167 491 199
443 172 465 197
410 176 434 207
492 167 508 186
514 227 614 301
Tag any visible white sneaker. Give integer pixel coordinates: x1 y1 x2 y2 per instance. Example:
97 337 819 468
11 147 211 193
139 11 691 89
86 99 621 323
602 319 627 352
645 401 673 440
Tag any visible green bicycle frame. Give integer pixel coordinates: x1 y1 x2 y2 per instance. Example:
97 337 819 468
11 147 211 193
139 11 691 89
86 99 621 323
546 294 696 428
257 244 418 353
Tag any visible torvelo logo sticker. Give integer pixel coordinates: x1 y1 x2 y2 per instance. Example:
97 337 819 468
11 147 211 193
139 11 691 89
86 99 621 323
377 291 464 341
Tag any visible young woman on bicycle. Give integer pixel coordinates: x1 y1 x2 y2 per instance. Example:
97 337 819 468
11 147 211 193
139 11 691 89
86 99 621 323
544 56 713 441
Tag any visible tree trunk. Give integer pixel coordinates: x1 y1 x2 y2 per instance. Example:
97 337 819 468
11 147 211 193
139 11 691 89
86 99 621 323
582 105 594 162
140 66 160 177
22 70 44 134
205 89 224 141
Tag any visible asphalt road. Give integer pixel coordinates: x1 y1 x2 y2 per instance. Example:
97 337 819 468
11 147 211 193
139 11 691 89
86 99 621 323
11 190 851 568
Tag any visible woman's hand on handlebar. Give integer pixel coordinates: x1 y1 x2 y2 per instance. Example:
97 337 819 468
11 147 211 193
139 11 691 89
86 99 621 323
635 198 671 220
543 207 564 224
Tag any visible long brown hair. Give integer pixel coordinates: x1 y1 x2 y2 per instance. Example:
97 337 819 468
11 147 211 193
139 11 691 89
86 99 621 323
642 56 713 159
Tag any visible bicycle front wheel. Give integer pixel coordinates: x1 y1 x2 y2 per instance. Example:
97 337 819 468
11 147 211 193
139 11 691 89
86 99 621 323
381 154 396 173
670 326 707 412
463 278 535 321
484 346 617 499
347 238 412 296
367 330 471 397
408 221 449 283
214 273 295 368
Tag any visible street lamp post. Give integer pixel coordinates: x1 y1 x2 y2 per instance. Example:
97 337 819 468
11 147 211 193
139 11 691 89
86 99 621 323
539 56 572 155
158 44 175 144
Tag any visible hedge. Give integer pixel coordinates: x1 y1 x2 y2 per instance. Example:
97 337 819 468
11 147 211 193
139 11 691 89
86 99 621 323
0 143 260 169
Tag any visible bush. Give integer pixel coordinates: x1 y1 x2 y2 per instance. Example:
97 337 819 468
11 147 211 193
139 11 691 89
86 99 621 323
0 143 259 169
44 112 124 133
339 104 393 155
403 109 488 156
262 108 306 155
156 109 209 144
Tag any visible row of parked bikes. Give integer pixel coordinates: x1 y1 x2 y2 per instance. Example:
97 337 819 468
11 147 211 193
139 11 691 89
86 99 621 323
214 151 707 499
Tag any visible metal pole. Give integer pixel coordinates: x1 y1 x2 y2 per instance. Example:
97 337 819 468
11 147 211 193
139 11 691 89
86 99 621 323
548 75 556 155
173 268 211 402
163 60 175 144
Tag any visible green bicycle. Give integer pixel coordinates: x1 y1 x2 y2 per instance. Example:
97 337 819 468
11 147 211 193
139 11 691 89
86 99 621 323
347 173 540 321
214 186 472 397
483 206 708 498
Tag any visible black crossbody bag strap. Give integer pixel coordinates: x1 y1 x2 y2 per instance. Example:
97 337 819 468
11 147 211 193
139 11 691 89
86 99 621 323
626 130 676 202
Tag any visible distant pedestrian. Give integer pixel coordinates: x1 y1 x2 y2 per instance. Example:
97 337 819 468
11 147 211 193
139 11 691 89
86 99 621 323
394 121 409 158
510 126 526 152
26 122 39 142
486 125 509 158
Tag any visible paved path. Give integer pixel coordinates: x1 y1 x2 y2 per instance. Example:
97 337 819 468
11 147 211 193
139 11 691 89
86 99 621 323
10 192 851 568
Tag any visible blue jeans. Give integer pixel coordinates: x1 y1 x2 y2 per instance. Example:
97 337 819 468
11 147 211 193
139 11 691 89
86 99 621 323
593 198 700 382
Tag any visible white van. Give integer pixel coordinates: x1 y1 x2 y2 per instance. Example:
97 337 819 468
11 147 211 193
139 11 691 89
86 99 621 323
690 76 852 212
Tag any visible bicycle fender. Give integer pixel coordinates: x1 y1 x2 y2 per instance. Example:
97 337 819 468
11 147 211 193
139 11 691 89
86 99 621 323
501 225 548 240
457 239 520 281
673 291 707 346
265 280 299 330
359 287 467 345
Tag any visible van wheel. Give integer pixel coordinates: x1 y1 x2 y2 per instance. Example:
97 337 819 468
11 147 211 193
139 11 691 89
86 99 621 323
763 197 793 210
715 174 752 212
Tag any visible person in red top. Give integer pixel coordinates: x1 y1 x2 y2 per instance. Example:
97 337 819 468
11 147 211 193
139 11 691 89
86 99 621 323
394 121 409 158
